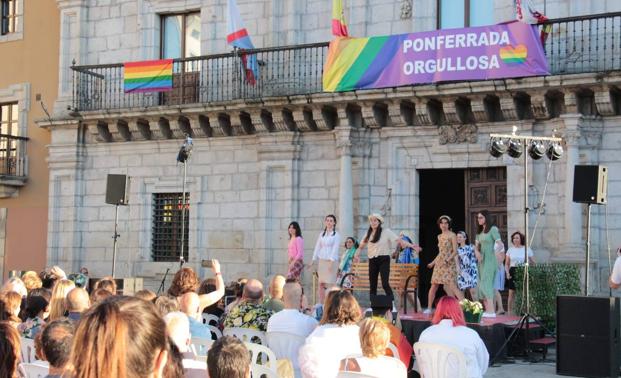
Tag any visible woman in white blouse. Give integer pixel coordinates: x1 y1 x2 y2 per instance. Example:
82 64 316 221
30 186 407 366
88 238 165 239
418 296 489 378
312 214 341 305
505 231 535 315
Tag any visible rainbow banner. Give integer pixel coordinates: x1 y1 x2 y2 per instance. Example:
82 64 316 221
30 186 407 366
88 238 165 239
323 21 548 92
124 59 173 93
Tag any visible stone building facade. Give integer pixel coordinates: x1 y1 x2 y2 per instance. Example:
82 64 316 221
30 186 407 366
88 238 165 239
44 0 621 296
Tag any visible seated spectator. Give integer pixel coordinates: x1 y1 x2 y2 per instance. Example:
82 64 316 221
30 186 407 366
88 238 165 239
264 275 286 312
71 296 168 378
0 291 22 327
0 321 26 378
40 266 66 290
135 289 157 302
267 281 318 373
163 339 186 378
164 311 206 377
418 296 489 378
369 296 412 367
207 336 251 378
339 318 407 377
21 271 43 293
90 288 113 305
41 318 75 378
222 279 273 332
179 292 212 339
198 279 224 318
299 290 362 378
155 295 179 317
18 292 51 339
1 277 27 298
48 279 75 321
224 279 247 314
168 260 224 312
66 287 90 321
94 277 117 295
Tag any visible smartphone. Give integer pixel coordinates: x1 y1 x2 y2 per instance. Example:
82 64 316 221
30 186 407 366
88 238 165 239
201 259 213 268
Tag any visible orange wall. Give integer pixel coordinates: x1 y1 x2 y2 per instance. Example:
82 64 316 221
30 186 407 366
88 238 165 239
0 0 60 278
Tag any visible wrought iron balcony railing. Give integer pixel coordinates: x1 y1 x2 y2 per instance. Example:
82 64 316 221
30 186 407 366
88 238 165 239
0 133 28 179
72 12 621 112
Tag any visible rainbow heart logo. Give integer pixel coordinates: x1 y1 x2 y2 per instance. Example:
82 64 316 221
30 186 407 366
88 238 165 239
499 44 528 64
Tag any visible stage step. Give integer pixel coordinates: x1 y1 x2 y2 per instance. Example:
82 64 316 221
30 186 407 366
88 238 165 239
529 337 556 360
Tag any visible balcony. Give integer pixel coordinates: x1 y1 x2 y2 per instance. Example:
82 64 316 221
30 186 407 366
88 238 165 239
71 12 621 113
0 133 28 197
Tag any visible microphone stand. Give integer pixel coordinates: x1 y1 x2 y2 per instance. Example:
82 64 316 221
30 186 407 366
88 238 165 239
157 268 170 295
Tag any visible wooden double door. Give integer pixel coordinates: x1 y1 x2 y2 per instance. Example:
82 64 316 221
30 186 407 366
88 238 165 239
465 167 507 245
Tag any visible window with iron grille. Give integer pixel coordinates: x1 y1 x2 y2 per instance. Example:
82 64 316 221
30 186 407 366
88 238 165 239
0 102 21 176
1 0 18 35
152 192 189 262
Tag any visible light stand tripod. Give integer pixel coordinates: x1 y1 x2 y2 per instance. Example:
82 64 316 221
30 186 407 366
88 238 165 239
489 130 562 364
111 203 120 277
177 135 193 268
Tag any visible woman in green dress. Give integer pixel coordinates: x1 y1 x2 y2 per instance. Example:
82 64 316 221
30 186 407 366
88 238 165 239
475 210 502 318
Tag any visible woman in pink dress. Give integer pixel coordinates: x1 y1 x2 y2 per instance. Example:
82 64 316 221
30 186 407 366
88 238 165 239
287 221 305 280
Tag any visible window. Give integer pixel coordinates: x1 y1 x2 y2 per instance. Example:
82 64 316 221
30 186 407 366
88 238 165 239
161 12 201 59
0 103 18 175
1 0 17 35
152 193 189 262
438 0 494 29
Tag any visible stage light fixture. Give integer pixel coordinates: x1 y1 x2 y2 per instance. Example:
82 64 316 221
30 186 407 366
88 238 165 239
489 138 507 158
528 140 546 160
507 139 523 158
546 142 563 161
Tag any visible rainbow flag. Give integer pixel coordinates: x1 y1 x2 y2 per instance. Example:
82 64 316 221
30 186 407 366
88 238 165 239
332 0 348 37
124 59 173 93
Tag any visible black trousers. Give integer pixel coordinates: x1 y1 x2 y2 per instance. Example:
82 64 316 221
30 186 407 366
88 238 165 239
369 255 393 299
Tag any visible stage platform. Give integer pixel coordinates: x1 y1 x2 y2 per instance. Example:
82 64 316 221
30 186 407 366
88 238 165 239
399 311 543 361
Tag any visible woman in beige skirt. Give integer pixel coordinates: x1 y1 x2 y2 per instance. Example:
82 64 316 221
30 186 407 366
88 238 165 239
312 214 341 305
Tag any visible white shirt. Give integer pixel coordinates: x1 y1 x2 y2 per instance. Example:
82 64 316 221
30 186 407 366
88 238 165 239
418 319 489 378
349 356 407 378
312 231 341 261
367 228 399 259
611 256 621 285
300 324 361 378
507 246 534 267
267 309 318 338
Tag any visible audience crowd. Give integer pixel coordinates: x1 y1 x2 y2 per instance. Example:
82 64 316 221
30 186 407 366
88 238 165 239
0 262 488 378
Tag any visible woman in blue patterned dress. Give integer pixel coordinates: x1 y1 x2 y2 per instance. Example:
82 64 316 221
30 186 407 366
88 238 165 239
456 231 478 300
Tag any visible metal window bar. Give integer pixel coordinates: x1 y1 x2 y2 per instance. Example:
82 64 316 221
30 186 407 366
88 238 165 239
0 133 28 178
152 192 189 262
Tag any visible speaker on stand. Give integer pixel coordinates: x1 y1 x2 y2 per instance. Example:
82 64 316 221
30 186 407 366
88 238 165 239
557 295 620 377
105 174 130 277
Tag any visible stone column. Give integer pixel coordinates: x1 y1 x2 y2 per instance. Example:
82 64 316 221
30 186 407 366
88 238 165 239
559 114 584 261
335 126 354 238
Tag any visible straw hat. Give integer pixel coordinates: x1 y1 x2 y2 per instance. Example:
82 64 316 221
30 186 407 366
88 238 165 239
368 213 384 223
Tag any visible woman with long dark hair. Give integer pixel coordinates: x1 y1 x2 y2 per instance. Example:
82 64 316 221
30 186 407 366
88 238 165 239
355 214 409 308
287 221 305 280
312 215 341 304
475 210 502 317
424 215 463 314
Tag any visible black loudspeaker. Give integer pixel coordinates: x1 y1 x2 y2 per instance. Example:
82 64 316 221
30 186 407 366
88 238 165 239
573 165 608 204
105 174 129 205
557 295 620 377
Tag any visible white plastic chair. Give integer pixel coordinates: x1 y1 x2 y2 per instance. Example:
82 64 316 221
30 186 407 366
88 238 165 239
387 342 399 359
266 331 307 373
223 327 267 345
202 313 220 326
413 342 467 378
207 324 222 339
21 362 49 378
20 337 37 363
190 337 214 361
245 341 278 377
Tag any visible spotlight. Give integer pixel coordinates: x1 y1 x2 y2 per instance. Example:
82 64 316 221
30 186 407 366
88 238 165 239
507 139 523 158
489 138 507 158
528 140 546 160
546 143 563 161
